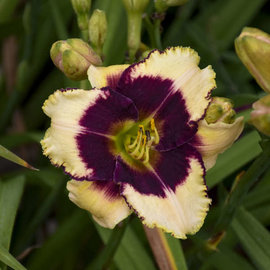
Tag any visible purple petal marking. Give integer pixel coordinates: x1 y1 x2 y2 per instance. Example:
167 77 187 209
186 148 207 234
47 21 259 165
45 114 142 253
107 74 123 90
79 88 138 134
76 133 116 181
114 143 204 197
92 180 121 199
117 75 197 150
117 75 174 118
75 89 138 181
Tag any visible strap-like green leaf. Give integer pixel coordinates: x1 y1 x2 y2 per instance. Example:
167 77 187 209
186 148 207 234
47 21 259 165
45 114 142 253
94 221 156 270
232 208 270 270
165 235 188 270
0 245 26 270
0 175 25 250
207 131 261 188
0 144 37 170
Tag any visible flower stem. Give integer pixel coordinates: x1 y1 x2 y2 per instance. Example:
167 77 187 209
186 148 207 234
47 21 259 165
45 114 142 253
81 29 89 43
153 15 163 50
144 226 179 270
127 12 142 62
144 15 156 48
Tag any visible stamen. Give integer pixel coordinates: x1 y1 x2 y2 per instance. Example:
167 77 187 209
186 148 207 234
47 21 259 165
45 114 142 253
139 124 145 135
143 145 150 164
128 130 140 150
150 119 160 144
137 135 147 159
125 120 159 164
130 132 143 156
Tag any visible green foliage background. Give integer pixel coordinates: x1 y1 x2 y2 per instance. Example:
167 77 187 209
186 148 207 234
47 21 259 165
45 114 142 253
0 0 270 269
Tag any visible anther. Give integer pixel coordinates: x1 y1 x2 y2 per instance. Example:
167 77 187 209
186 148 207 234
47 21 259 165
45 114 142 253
145 130 151 142
150 119 159 144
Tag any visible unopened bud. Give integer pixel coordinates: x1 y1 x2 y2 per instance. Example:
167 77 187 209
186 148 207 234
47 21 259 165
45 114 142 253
235 27 270 93
205 97 236 124
71 0 91 31
250 95 270 136
89 9 107 54
155 0 188 12
50 38 102 81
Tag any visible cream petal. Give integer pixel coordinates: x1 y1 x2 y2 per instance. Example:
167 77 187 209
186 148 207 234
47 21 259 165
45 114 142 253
195 117 244 170
88 64 129 88
115 145 211 239
67 180 132 229
41 88 138 180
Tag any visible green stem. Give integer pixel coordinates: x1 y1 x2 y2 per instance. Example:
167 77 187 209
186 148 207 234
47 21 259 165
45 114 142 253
81 29 89 43
153 17 162 50
144 16 156 48
86 219 129 270
127 12 142 62
80 80 90 90
214 139 270 234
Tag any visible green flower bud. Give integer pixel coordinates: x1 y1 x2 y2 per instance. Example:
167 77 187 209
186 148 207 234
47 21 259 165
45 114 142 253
155 0 188 12
205 97 236 124
50 38 102 81
250 95 270 136
88 9 107 55
71 0 91 31
235 27 270 93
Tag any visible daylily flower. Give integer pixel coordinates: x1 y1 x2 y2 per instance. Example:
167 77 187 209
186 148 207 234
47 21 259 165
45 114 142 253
41 47 242 238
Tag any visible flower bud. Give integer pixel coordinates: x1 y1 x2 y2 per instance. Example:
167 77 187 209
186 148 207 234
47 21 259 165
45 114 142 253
235 27 270 93
205 97 236 124
250 95 270 136
50 38 102 81
196 97 244 170
88 9 107 55
155 0 188 12
71 0 91 31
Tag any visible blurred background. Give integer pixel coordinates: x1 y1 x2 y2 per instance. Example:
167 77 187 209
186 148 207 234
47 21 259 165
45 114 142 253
0 0 270 269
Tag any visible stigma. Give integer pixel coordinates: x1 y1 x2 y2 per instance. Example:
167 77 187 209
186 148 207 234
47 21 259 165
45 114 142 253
125 119 159 164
